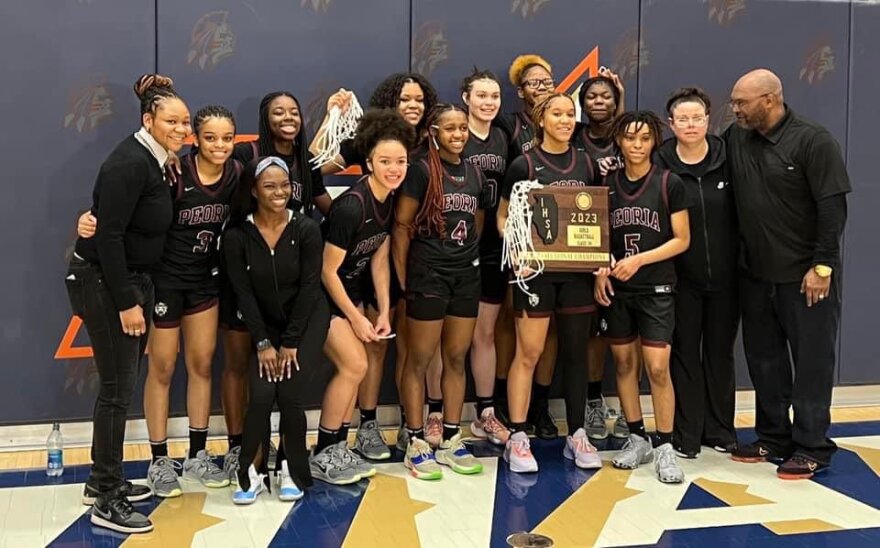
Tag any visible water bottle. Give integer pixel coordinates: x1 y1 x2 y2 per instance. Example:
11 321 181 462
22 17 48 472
46 422 63 477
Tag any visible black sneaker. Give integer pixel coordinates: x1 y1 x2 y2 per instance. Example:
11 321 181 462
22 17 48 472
731 441 787 464
90 496 153 534
711 441 738 454
777 454 828 480
673 444 700 459
82 481 153 506
528 403 558 440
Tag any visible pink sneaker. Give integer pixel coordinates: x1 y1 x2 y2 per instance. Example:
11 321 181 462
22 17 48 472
564 427 602 469
425 412 443 448
471 407 511 446
504 431 538 473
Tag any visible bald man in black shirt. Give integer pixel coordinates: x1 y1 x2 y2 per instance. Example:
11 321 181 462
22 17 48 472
724 69 850 479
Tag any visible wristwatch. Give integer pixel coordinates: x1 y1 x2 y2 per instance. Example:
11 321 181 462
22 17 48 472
814 265 833 278
256 338 272 352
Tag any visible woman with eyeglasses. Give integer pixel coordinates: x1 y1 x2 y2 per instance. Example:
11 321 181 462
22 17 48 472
654 87 739 460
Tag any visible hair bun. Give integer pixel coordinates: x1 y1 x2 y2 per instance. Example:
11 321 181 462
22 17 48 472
133 73 175 99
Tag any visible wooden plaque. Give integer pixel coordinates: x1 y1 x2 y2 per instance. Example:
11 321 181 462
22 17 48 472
521 186 611 272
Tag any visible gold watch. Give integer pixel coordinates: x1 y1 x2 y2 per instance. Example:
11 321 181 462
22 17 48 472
814 265 833 278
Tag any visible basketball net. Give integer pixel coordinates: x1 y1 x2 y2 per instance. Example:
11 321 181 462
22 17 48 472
310 92 364 167
502 180 545 306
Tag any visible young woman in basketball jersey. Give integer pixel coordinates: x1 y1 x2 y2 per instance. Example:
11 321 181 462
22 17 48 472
222 156 330 504
497 93 603 473
595 111 693 484
459 68 511 446
310 74 442 449
76 106 244 496
393 104 486 480
493 54 559 440
312 110 415 484
574 73 633 442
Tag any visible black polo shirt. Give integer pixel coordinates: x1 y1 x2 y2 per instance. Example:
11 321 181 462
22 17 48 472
724 106 850 283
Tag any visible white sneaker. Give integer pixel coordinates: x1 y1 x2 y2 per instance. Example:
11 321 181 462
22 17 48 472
276 460 304 502
504 431 538 473
232 464 266 505
654 443 685 484
563 428 602 469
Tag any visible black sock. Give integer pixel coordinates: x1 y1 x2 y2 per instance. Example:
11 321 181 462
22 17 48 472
476 396 494 416
427 398 443 415
188 427 208 459
360 408 377 424
495 379 507 401
339 422 351 442
406 427 424 441
510 422 529 434
150 440 168 463
316 426 339 453
532 382 550 404
587 381 603 402
656 431 673 447
442 423 459 442
228 434 243 450
627 419 647 440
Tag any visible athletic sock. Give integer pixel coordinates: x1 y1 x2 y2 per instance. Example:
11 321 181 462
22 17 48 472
627 419 648 441
150 440 168 463
188 427 208 458
510 422 529 434
316 426 339 454
495 379 507 401
442 423 460 442
360 408 377 423
427 398 443 415
532 382 550 405
227 434 243 450
476 396 494 416
587 381 603 402
656 431 673 447
339 422 351 442
405 427 425 441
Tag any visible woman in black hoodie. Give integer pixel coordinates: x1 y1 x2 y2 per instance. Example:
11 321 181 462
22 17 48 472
655 87 739 459
221 156 330 504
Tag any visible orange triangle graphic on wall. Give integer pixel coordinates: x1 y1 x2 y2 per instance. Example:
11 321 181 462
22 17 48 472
55 316 93 360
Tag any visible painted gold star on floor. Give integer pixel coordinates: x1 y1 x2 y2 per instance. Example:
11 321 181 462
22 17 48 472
342 473 435 547
121 492 223 547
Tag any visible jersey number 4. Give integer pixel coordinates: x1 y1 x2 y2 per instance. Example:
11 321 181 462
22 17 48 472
450 219 468 246
194 230 215 253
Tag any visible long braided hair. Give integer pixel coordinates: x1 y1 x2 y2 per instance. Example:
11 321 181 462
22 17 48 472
530 93 575 146
414 103 465 238
257 91 315 215
133 73 180 117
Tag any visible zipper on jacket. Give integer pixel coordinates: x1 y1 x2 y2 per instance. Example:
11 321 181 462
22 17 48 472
697 176 712 283
269 248 285 322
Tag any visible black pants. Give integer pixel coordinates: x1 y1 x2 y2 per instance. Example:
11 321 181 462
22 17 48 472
557 312 591 434
671 282 739 452
237 298 330 490
65 257 154 495
740 273 841 464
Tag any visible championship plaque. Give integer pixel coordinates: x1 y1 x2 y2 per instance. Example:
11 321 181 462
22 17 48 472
520 186 610 272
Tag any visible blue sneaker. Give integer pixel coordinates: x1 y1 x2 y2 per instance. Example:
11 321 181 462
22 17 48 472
276 460 304 502
232 464 266 505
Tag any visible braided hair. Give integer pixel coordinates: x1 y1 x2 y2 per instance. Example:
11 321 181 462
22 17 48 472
257 91 315 215
193 105 236 136
610 110 665 157
460 67 502 98
530 93 575 146
368 73 438 141
133 73 180 116
414 103 464 238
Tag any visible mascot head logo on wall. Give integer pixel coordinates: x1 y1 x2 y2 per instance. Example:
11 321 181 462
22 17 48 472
301 0 333 12
613 29 647 81
412 22 448 77
187 11 235 71
64 78 112 133
800 43 835 85
703 0 746 26
511 0 551 19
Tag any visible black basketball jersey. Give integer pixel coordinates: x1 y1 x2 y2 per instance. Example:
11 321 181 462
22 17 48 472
403 158 485 269
572 123 619 162
232 141 326 212
463 126 508 262
158 152 239 287
322 177 393 297
523 146 600 188
608 167 678 293
497 111 536 160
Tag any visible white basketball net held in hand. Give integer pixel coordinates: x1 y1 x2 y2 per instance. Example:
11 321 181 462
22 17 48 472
310 92 364 168
502 180 545 307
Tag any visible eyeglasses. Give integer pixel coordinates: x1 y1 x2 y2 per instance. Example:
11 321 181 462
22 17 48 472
672 115 708 128
521 78 555 90
728 93 772 109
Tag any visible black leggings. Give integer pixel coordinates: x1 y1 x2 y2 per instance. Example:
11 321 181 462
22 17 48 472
557 313 591 434
237 300 330 490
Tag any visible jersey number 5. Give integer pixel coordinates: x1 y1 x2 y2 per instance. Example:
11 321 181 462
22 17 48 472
624 233 641 257
194 230 214 253
451 219 468 246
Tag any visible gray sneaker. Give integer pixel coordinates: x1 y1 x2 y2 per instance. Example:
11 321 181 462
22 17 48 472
223 445 241 485
612 414 630 438
396 424 408 452
612 434 653 470
355 420 391 460
310 441 361 485
654 443 685 483
584 399 609 440
343 442 377 479
183 450 230 488
148 456 183 498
